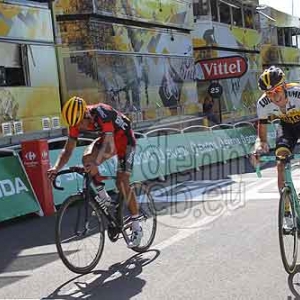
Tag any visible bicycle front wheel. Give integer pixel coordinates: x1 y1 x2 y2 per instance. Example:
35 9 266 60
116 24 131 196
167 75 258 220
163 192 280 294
55 194 105 274
278 188 298 274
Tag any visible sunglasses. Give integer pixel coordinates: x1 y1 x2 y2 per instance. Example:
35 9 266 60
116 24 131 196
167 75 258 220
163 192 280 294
266 85 284 97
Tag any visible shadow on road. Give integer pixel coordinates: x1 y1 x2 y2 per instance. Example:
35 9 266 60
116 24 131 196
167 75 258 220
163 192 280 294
44 249 160 300
0 213 58 286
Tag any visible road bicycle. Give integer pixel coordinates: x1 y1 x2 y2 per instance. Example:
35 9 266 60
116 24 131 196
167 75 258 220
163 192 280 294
53 166 157 274
256 154 300 274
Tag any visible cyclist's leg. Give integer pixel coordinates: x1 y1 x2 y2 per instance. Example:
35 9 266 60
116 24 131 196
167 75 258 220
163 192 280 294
275 122 296 191
116 144 143 247
115 131 137 214
116 145 137 215
82 140 104 187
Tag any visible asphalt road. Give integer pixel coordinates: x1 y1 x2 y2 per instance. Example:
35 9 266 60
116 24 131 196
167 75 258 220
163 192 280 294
1 158 300 299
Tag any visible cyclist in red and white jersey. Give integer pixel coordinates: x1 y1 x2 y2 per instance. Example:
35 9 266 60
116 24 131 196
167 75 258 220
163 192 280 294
254 66 300 191
47 96 142 247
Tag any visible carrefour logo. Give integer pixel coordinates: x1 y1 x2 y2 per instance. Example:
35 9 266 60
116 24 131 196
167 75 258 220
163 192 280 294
25 152 36 161
0 177 29 197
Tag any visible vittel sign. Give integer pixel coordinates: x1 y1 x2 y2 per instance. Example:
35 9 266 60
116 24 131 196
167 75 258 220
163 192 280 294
194 56 248 81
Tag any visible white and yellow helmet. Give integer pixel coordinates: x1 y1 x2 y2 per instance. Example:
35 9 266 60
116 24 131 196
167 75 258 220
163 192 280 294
258 66 285 91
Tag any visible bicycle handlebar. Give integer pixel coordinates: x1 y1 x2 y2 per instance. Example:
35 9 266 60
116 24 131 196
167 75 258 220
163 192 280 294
254 153 300 178
52 166 117 191
52 167 86 191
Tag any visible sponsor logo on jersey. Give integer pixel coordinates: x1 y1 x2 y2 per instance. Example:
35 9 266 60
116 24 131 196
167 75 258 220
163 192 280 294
115 115 128 130
97 107 107 119
287 104 296 111
258 96 272 108
280 110 300 124
287 90 300 99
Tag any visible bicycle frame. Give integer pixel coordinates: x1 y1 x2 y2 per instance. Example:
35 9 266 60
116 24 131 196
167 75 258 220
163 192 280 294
53 167 130 243
282 159 300 215
257 154 300 215
83 173 120 228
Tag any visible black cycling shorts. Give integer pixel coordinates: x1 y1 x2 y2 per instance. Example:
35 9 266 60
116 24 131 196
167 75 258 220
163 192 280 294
276 121 300 153
117 145 135 173
94 141 135 174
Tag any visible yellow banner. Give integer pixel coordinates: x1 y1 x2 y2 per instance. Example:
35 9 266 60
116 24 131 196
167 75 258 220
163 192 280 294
0 87 61 135
59 50 198 120
58 20 192 55
193 23 261 51
0 2 53 41
261 45 300 65
55 0 193 29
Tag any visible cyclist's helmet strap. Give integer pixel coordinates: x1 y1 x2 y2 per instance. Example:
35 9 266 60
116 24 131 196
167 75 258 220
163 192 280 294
258 66 286 91
61 96 87 126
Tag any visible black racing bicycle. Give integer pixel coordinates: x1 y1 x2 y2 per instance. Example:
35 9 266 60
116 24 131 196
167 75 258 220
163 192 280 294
53 166 157 274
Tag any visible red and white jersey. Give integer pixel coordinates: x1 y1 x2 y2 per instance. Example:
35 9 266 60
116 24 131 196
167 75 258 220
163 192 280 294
256 83 300 124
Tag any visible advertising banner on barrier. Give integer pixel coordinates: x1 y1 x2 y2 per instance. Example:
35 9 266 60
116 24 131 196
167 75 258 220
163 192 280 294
185 124 276 169
185 130 219 168
131 137 164 182
163 133 194 175
48 124 277 205
0 124 277 221
133 135 192 178
211 126 257 161
0 156 41 222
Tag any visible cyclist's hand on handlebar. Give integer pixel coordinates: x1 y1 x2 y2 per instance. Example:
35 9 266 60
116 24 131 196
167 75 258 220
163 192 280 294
254 141 269 154
250 141 269 168
47 167 58 181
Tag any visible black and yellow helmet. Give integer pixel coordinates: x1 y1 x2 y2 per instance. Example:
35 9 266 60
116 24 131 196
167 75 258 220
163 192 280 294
61 96 87 126
258 66 286 91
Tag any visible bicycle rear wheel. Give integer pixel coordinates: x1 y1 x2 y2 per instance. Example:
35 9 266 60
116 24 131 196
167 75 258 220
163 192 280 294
278 188 298 274
55 194 105 274
124 182 157 252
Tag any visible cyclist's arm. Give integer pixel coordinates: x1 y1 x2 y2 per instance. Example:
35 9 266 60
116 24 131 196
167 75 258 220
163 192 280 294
53 137 77 171
95 120 116 164
255 96 270 151
254 119 270 153
257 119 268 143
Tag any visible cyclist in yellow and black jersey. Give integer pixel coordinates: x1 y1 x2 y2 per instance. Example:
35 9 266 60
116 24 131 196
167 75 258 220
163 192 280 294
254 66 300 191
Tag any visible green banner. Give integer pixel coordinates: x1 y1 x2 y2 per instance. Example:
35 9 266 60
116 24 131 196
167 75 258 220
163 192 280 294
0 156 41 222
0 124 276 221
185 124 275 169
211 126 257 161
185 130 220 168
131 137 164 182
49 124 277 205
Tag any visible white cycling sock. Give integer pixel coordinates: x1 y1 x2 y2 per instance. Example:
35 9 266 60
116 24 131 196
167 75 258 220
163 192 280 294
131 215 140 231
